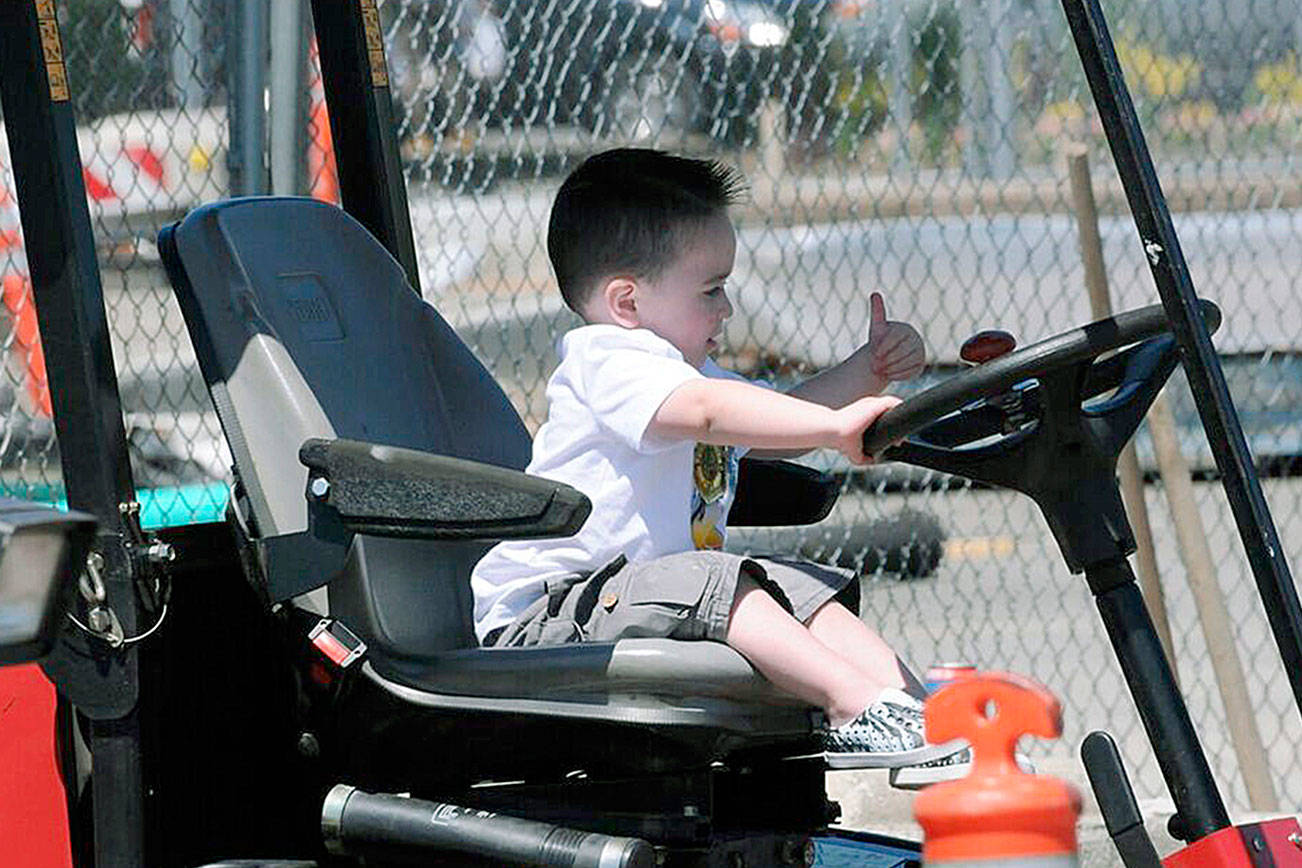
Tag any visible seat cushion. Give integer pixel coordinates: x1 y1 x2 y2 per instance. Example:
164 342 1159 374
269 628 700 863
373 637 806 708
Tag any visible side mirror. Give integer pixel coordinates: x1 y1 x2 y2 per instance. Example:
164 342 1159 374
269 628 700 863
0 499 97 666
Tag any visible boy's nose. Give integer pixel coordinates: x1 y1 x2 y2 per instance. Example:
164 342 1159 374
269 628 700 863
720 293 734 320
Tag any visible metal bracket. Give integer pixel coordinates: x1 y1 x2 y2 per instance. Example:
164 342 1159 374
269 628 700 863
119 500 174 614
74 551 125 648
66 502 175 650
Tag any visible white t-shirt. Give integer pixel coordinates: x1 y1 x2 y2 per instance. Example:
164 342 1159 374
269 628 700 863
470 324 757 641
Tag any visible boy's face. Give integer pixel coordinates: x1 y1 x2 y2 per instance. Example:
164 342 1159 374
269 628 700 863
634 213 736 368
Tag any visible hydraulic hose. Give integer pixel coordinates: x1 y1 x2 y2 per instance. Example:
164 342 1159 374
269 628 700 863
321 784 656 867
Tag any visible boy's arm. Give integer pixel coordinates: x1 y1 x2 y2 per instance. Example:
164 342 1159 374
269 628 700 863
791 291 925 406
746 356 869 459
783 344 883 406
648 378 899 465
753 292 922 458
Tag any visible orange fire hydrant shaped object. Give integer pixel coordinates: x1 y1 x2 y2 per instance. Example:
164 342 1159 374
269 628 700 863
914 673 1082 865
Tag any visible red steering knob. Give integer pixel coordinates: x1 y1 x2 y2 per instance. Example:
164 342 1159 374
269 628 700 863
960 330 1017 365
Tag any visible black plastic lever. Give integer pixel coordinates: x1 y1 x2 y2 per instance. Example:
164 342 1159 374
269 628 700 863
1082 731 1163 868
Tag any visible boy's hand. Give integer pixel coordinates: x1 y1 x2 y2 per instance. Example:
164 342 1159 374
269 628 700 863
835 393 902 465
868 292 925 384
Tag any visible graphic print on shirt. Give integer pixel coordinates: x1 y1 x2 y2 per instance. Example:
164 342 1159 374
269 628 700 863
691 443 739 550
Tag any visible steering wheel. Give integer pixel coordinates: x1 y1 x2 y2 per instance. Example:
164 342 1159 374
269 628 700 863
864 300 1219 459
861 300 1220 570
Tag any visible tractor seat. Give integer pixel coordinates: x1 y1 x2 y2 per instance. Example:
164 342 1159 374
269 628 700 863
158 197 834 749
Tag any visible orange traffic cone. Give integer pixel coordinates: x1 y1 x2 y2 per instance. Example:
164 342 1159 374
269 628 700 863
0 161 50 419
914 673 1082 866
2 273 52 419
307 38 339 205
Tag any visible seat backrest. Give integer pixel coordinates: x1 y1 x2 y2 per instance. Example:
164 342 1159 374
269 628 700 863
162 197 532 657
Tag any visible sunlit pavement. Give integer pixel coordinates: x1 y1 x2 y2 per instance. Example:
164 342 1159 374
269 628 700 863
792 482 1302 862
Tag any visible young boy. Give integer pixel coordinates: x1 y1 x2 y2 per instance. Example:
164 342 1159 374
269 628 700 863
470 148 966 780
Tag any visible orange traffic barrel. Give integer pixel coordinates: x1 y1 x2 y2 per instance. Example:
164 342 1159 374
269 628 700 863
1 273 51 418
914 672 1082 866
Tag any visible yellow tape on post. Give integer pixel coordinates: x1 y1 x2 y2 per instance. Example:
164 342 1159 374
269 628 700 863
357 0 389 88
33 0 70 102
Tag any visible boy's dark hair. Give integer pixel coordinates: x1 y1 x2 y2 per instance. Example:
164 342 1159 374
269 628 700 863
547 148 746 314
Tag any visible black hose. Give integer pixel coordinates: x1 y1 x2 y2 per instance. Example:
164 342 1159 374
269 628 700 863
321 784 656 867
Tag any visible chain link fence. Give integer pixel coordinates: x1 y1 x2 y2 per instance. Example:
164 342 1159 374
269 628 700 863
2 0 1300 818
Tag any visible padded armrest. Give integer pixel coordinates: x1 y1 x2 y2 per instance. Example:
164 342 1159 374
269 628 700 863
299 438 591 541
727 458 839 527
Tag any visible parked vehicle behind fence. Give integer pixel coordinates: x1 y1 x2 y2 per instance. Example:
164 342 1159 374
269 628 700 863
385 0 830 154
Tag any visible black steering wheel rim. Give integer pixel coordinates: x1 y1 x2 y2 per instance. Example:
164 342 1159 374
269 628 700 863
862 300 1221 456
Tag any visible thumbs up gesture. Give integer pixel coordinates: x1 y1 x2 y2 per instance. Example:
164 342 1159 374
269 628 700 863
867 292 926 383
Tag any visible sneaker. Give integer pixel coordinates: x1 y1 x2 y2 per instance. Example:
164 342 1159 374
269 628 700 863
888 749 974 789
822 688 968 772
888 746 1038 789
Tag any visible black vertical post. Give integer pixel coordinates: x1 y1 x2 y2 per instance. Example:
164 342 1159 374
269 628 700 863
1061 0 1302 721
308 0 421 292
0 2 145 865
1088 561 1229 842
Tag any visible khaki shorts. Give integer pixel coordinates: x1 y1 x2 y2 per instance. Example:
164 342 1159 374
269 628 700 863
486 550 855 647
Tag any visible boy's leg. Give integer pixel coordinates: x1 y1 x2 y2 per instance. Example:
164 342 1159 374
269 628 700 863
726 572 890 726
803 599 912 696
728 569 971 777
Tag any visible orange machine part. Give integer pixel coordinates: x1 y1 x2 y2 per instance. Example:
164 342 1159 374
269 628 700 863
914 672 1082 863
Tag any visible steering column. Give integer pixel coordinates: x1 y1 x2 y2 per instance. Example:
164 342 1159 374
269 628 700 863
863 301 1230 843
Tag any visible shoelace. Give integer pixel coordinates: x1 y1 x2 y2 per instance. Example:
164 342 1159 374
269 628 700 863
876 700 926 736
878 701 974 767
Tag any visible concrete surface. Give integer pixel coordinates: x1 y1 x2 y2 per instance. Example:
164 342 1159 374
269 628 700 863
824 756 1301 865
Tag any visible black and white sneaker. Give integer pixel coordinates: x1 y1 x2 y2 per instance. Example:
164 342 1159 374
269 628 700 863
822 688 970 777
888 744 1038 790
887 749 976 789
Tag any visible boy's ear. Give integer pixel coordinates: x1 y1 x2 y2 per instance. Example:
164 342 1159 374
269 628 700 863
599 277 640 328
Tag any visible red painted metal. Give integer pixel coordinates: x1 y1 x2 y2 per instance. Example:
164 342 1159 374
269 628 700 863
1163 818 1302 868
0 664 72 868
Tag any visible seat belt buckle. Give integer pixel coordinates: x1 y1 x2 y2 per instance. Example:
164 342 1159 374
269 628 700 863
309 618 367 668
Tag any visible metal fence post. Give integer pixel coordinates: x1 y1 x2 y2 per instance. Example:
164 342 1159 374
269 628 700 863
269 0 307 195
959 1 984 178
986 0 1017 180
227 0 269 196
170 0 206 109
889 0 912 168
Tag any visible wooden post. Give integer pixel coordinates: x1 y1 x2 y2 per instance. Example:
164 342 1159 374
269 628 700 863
1067 146 1278 813
1066 146 1177 673
1146 396 1279 812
